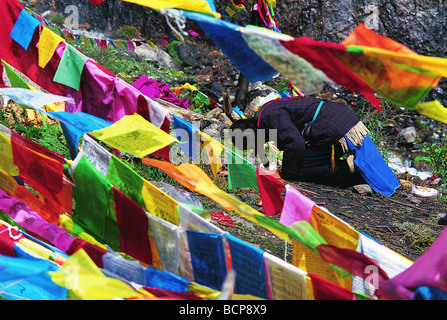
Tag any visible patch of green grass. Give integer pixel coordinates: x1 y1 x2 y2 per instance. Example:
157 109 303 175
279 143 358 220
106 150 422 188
393 221 439 250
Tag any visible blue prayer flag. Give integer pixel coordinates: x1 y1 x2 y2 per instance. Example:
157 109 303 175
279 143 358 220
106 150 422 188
47 111 112 159
0 254 66 300
173 114 199 160
187 230 228 291
182 11 278 83
346 134 400 197
145 265 191 292
9 9 41 51
225 233 269 299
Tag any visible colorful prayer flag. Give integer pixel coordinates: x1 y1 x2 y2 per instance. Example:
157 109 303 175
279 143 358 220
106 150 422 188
91 113 178 158
9 9 41 51
38 27 65 68
187 230 228 290
225 149 258 190
53 44 88 91
256 167 284 216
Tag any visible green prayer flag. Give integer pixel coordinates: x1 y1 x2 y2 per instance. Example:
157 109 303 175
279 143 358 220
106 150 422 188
2 60 30 89
73 155 120 251
53 44 88 91
225 149 258 190
106 155 145 209
194 91 210 105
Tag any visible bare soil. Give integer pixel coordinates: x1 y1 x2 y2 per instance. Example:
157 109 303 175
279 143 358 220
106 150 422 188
195 180 446 264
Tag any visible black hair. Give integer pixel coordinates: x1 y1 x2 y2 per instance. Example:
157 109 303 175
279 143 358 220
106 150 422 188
228 118 258 151
229 118 257 131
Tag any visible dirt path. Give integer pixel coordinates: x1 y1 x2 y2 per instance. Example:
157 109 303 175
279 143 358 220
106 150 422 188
196 181 446 264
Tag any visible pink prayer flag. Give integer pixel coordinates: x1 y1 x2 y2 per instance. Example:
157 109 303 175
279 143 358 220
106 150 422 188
377 227 447 300
279 184 315 226
0 189 76 252
126 40 135 50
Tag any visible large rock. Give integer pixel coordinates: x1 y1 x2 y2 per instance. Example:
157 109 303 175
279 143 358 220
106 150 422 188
219 0 446 57
36 0 446 58
134 43 175 68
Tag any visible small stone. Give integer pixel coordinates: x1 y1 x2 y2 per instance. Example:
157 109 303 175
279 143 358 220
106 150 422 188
353 184 373 196
437 213 447 225
399 127 417 144
206 107 223 119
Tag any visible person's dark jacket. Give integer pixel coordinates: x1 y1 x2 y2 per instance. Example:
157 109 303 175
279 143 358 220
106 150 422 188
255 97 360 180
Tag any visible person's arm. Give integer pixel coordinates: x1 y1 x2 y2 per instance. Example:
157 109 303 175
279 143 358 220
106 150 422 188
264 113 305 181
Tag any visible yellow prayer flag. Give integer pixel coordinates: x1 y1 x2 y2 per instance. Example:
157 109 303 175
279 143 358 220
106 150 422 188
181 83 198 91
415 100 447 124
0 132 19 177
199 131 223 179
38 27 65 69
292 206 359 290
359 45 447 78
90 113 178 158
142 179 179 226
49 249 141 300
0 171 18 196
225 6 236 17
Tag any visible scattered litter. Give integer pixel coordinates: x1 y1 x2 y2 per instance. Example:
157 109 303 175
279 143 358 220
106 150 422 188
411 185 439 197
210 211 236 227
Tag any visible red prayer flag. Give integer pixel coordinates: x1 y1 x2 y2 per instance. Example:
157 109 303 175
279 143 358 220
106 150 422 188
0 224 22 257
280 37 382 111
0 0 66 96
10 131 69 223
317 243 389 282
308 273 355 300
113 186 152 265
66 238 107 268
256 168 285 216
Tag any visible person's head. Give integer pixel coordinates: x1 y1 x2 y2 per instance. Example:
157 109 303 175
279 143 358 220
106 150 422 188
228 118 258 151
